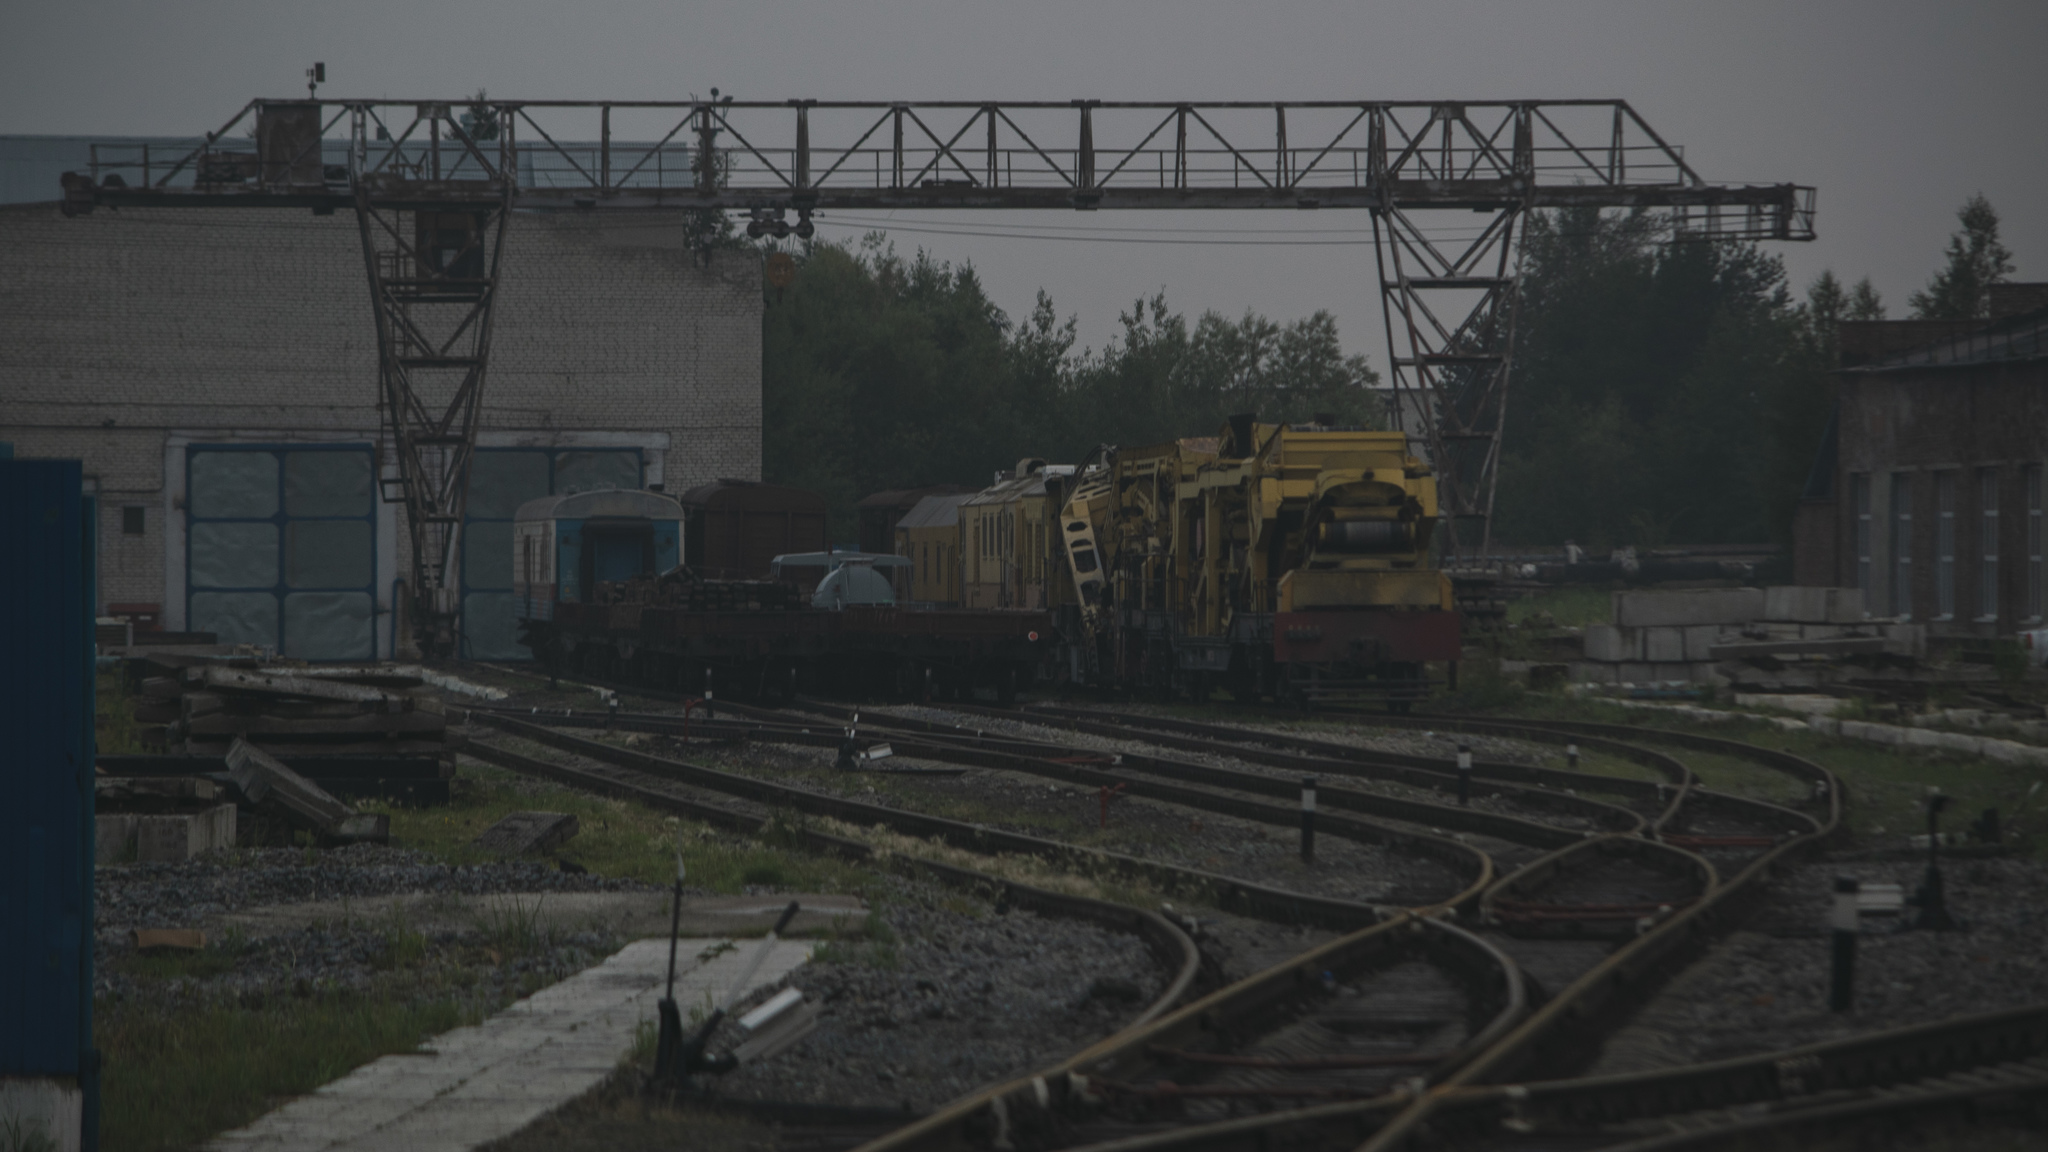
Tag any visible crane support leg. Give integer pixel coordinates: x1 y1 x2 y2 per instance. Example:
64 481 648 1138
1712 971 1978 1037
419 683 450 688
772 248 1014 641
352 185 513 657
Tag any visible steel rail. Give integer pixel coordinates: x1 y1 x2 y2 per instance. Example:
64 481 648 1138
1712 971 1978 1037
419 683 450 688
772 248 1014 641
1420 712 1844 835
1477 834 1719 932
1594 1065 2048 1150
463 713 1529 1152
1425 1001 2048 1136
1047 1004 2048 1152
735 701 1613 852
919 713 1844 1152
848 701 1648 837
458 735 1200 1032
483 700 1590 862
1352 727 1845 1152
467 710 1494 930
997 703 1695 830
867 914 1524 1152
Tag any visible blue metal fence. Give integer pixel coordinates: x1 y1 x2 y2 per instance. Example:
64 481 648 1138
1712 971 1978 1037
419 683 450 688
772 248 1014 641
0 458 97 1143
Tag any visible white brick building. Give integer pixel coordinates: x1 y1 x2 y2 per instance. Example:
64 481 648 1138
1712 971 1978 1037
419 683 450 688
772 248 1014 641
0 203 762 658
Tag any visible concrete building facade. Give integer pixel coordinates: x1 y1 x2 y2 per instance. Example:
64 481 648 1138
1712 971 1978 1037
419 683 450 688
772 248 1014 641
0 203 762 658
1792 294 2048 639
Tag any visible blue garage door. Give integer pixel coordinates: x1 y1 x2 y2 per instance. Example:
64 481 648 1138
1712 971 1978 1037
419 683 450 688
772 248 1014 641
186 446 377 660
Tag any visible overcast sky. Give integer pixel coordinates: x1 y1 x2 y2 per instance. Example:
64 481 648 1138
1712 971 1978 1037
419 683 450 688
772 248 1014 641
7 0 2045 357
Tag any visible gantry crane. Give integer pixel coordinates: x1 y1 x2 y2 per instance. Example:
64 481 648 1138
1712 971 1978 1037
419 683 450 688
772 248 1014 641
62 97 1814 654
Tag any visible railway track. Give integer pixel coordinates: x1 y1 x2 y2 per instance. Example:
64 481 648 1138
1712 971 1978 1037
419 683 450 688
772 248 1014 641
728 701 1834 1152
456 669 2042 1149
448 672 1875 1147
458 704 1529 1146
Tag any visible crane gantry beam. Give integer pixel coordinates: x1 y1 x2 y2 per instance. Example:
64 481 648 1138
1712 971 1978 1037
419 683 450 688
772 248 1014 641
62 97 1814 650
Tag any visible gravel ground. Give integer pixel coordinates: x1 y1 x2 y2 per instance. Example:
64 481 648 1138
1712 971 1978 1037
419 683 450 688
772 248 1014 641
96 843 653 941
700 876 1163 1113
1589 853 2048 1072
95 844 655 1006
688 735 1466 908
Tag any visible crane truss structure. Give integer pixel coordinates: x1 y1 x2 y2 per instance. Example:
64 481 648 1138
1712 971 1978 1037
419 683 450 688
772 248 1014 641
67 97 1813 647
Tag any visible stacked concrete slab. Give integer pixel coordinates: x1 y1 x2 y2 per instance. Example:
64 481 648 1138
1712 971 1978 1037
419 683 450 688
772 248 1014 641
1573 586 1922 685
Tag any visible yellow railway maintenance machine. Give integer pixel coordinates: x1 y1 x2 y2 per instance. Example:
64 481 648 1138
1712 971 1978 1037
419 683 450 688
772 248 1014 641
1060 416 1461 709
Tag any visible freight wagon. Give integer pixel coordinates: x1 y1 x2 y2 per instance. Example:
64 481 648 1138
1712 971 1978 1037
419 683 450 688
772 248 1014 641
514 491 1048 703
513 415 1460 708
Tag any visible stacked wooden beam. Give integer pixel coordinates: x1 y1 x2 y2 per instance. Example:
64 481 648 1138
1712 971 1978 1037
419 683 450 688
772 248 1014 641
113 656 456 805
136 664 457 760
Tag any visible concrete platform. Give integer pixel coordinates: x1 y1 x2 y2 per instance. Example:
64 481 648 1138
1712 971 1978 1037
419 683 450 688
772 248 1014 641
208 937 813 1152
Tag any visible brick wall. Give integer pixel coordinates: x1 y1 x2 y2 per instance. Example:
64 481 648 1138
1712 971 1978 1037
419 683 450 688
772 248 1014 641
0 203 761 613
1832 361 2048 633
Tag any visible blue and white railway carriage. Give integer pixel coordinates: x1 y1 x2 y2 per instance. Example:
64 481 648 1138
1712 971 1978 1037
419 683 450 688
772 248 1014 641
512 489 684 620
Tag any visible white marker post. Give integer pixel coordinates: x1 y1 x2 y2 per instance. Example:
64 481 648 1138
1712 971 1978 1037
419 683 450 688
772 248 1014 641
1829 875 1859 1012
1300 776 1317 863
1456 744 1473 806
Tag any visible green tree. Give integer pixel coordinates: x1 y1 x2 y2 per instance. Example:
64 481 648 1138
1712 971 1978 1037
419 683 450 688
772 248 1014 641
1806 270 1847 364
1909 194 2014 320
1847 276 1887 321
759 238 1386 536
1065 297 1383 448
1495 207 1810 549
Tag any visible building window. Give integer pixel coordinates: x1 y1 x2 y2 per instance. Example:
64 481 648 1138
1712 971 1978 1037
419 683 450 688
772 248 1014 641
1979 468 1999 621
1934 471 1955 620
2030 465 2044 621
1891 472 1912 619
122 506 146 535
1851 473 1871 600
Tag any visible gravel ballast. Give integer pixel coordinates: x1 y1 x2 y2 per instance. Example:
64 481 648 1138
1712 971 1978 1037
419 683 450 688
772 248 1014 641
701 876 1164 1112
1590 854 2048 1072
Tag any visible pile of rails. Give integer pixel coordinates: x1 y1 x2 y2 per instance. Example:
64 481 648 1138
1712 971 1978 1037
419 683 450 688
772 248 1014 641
97 657 456 861
1574 586 1927 689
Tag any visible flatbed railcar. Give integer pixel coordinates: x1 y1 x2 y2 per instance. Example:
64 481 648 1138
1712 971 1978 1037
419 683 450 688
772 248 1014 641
512 490 1049 702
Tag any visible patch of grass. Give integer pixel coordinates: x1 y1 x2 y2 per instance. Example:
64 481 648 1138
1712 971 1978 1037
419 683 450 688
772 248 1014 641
375 905 428 970
1505 585 1614 628
480 893 550 956
485 1068 778 1152
113 946 240 982
95 670 151 756
382 753 876 895
811 901 901 969
1 1115 62 1152
97 990 479 1152
1473 692 2048 858
1435 657 1526 712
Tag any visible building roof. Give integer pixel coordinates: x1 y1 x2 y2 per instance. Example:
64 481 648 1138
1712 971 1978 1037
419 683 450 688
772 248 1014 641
676 478 826 512
962 470 1055 507
1842 310 2048 373
895 493 972 531
856 484 973 509
515 488 683 523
